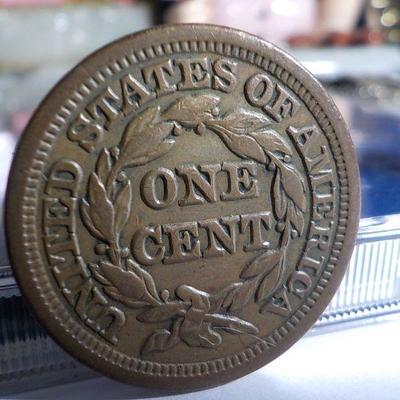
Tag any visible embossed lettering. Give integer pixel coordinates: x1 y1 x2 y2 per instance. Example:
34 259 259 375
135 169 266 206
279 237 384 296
177 57 211 90
288 125 337 221
287 254 324 300
307 221 333 252
143 59 177 95
67 57 239 152
221 161 259 201
141 161 260 210
163 221 202 264
212 59 238 92
132 225 165 266
141 167 178 209
245 73 274 107
240 211 271 251
64 277 125 344
120 73 156 113
287 125 320 157
67 112 105 153
43 197 76 234
298 255 324 277
261 286 293 317
288 270 312 298
264 84 300 122
131 212 272 266
245 73 300 121
176 163 221 206
43 159 125 343
46 159 83 197
199 216 240 257
87 86 121 127
309 151 336 221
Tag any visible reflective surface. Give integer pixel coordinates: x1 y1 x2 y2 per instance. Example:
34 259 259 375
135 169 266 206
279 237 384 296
0 5 399 394
6 24 359 389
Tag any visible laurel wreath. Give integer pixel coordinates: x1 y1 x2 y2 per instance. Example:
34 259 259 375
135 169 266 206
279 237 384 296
80 94 306 355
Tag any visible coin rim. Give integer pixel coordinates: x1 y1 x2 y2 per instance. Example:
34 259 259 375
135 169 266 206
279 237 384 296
6 24 360 390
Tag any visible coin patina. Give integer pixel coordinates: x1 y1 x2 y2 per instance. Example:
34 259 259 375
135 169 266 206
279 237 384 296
6 25 360 389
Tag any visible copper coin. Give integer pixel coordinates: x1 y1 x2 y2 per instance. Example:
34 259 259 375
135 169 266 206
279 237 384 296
6 25 360 389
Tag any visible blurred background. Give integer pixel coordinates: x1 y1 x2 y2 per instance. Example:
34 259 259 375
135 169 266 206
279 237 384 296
1 0 400 217
1 0 400 397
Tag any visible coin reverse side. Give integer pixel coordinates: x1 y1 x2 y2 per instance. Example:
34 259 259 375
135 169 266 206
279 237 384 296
6 25 360 389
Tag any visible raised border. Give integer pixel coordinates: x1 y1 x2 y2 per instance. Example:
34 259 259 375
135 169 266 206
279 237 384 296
6 24 360 390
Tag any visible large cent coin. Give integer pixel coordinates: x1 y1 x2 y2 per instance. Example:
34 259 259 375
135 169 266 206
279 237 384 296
6 25 360 389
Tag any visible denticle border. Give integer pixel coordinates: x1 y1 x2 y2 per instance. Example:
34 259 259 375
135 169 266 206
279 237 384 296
20 39 348 378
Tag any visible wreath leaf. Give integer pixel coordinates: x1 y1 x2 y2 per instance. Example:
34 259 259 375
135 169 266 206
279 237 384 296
82 97 309 354
206 314 258 335
88 263 112 286
80 199 104 240
114 181 132 237
250 129 292 156
279 163 307 212
163 94 220 127
137 302 186 323
88 173 114 241
104 287 150 308
287 201 305 235
209 282 242 313
210 123 266 163
100 261 146 300
272 169 287 220
256 257 284 302
96 148 112 184
119 122 174 168
241 250 283 279
141 326 181 355
126 137 175 167
121 105 160 150
126 259 161 302
227 279 259 312
216 110 270 134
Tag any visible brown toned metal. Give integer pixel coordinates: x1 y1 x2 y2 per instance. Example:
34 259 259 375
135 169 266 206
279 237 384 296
6 24 360 390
